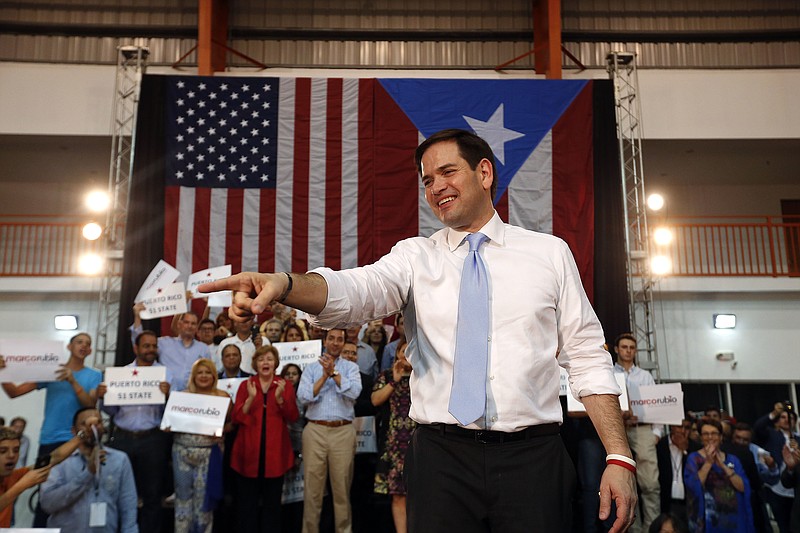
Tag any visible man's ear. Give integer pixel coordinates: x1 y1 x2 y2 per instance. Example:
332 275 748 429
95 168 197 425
478 158 493 192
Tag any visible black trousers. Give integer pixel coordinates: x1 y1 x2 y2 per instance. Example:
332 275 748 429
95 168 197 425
236 473 285 532
406 424 576 533
110 428 171 533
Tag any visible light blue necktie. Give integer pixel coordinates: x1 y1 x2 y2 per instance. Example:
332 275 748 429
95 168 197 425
449 232 490 426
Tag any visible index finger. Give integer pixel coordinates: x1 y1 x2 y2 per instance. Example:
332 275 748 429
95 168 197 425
606 496 629 533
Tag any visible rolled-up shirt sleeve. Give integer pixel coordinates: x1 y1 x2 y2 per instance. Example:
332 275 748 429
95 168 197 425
554 240 621 400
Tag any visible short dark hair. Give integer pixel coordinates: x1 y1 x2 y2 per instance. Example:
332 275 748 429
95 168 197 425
10 417 26 427
414 129 498 201
697 418 723 436
72 406 97 428
325 328 347 340
614 333 636 348
135 330 158 347
198 318 215 328
734 422 752 433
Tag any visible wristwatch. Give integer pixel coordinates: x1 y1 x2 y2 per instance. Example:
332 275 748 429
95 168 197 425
330 370 340 378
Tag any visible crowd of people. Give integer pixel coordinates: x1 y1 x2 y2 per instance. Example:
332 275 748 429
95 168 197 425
0 306 419 533
3 314 799 533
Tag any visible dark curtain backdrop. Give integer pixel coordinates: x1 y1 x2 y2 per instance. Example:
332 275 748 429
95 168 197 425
116 75 630 363
115 75 168 365
592 80 631 350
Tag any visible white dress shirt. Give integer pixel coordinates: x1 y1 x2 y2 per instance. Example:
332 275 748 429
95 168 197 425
311 211 620 432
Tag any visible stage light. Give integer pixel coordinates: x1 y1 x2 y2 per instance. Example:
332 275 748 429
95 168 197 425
647 193 665 211
653 227 673 246
82 222 103 241
77 253 104 275
54 315 79 330
713 314 736 329
651 255 672 275
85 190 110 212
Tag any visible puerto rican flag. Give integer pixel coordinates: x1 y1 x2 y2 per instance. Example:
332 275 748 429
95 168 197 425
163 76 596 298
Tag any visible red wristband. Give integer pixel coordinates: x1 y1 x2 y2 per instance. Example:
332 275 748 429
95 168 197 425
607 459 637 473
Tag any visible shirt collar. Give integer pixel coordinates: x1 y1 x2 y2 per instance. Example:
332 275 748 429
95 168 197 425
445 210 505 252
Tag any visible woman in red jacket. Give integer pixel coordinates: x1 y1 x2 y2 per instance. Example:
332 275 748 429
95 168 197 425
231 345 299 532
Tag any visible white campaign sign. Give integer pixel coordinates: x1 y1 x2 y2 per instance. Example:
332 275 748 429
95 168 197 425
274 340 323 374
135 259 181 303
629 383 684 425
565 369 629 413
187 265 231 298
218 378 247 402
281 460 305 504
140 282 188 320
208 290 233 308
104 366 167 406
0 339 66 382
160 391 230 437
354 416 377 454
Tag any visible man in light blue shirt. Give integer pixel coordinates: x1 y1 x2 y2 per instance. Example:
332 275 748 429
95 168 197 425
98 330 172 533
130 304 211 390
298 328 362 533
40 407 138 533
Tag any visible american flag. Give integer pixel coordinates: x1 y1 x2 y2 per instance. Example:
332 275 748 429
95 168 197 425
161 76 597 298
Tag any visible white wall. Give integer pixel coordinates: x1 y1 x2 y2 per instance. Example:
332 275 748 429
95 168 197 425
655 291 800 381
2 62 800 139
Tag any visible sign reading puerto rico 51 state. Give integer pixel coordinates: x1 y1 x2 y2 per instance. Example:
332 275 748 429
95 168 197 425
104 366 167 406
629 383 684 425
160 391 230 437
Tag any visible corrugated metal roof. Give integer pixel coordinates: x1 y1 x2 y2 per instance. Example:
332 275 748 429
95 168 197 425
1 0 798 68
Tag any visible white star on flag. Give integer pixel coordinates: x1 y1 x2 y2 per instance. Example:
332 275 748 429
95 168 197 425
462 103 524 165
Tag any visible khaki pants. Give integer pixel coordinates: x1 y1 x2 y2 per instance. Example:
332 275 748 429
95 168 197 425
626 424 661 532
301 422 356 533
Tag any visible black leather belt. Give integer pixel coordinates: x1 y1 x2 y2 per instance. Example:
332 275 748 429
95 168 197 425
424 422 559 444
114 427 160 439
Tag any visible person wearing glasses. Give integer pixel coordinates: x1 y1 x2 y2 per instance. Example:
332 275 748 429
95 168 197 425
684 419 754 533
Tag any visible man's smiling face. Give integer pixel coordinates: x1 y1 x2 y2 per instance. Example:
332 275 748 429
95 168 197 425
420 140 494 233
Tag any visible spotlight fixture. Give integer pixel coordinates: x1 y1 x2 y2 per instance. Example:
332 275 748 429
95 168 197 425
713 314 736 329
82 222 103 241
77 253 104 275
650 255 672 276
85 190 111 213
653 227 673 246
647 193 665 211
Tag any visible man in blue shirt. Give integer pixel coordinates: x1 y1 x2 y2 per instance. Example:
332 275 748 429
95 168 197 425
40 407 138 533
298 328 362 533
130 304 211 390
98 330 171 533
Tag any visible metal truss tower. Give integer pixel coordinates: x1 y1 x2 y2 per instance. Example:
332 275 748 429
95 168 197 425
606 51 659 379
95 45 149 367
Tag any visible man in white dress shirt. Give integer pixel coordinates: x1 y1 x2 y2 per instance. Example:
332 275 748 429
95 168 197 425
200 129 637 533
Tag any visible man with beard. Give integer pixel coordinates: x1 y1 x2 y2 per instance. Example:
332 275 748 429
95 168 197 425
98 330 172 533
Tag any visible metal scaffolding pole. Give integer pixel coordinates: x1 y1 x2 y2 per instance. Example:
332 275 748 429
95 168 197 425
94 45 149 367
606 50 659 379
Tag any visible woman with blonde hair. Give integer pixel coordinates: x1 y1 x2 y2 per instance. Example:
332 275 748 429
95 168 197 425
172 358 231 533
